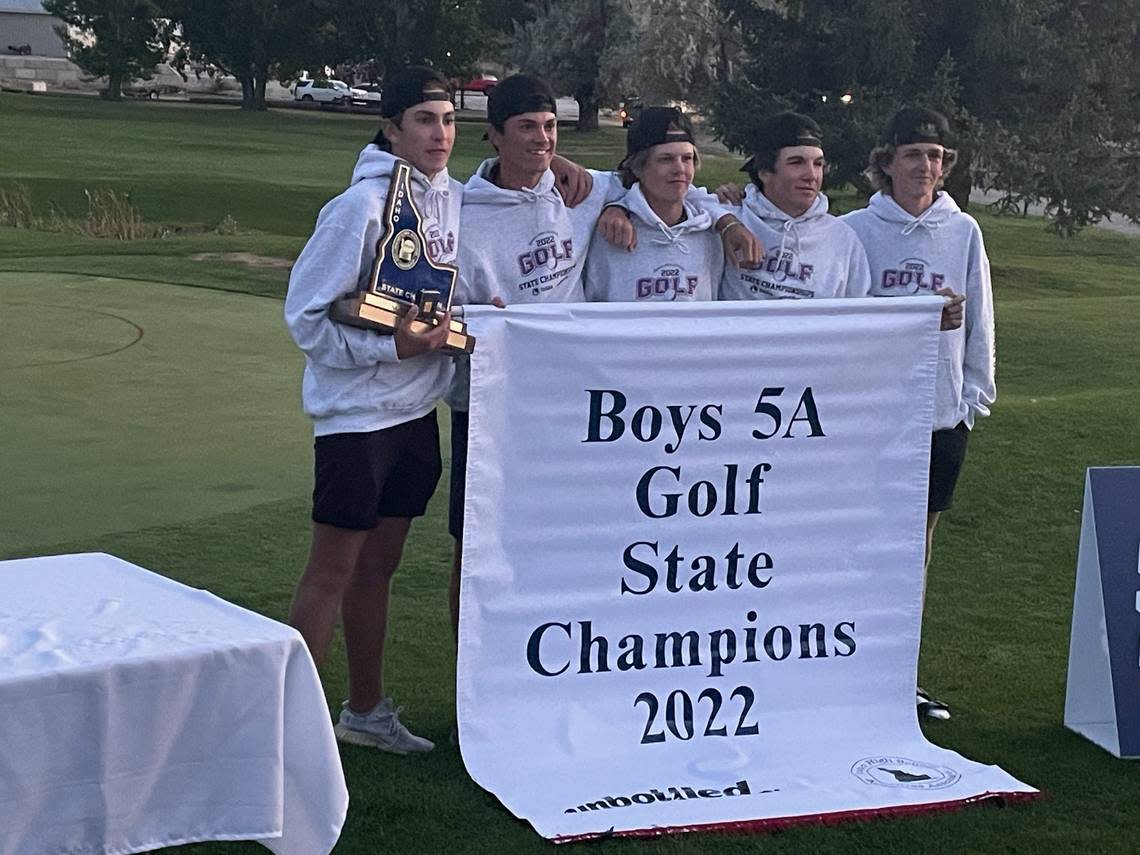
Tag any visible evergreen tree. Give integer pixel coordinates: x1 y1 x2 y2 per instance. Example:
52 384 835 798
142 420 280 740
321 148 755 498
711 0 953 200
709 0 1140 231
967 0 1140 233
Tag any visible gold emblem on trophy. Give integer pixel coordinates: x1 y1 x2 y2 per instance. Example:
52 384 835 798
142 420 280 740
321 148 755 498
330 161 474 354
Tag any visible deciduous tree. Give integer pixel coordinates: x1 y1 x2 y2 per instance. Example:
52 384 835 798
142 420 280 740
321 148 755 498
510 0 633 131
602 0 739 106
325 0 486 82
168 0 325 110
43 0 167 100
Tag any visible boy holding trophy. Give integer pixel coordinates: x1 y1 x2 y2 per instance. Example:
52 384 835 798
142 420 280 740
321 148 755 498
284 66 461 754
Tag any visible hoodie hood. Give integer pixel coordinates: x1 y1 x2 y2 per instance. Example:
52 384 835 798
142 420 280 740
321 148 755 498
624 182 713 242
740 184 831 274
462 157 560 206
350 145 399 184
350 144 451 190
742 183 830 227
349 144 454 226
866 190 960 235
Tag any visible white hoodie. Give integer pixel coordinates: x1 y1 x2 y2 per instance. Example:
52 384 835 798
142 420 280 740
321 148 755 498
447 159 625 410
715 185 871 301
284 145 461 436
841 191 996 430
457 158 624 305
583 183 722 302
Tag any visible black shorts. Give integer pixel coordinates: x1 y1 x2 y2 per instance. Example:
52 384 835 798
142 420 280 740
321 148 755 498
311 411 442 530
448 408 469 540
929 422 970 513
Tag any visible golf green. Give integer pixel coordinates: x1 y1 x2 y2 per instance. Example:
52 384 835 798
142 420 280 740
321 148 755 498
0 272 313 555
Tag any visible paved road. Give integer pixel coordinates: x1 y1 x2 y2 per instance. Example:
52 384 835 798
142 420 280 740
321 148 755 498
269 91 626 126
451 93 586 122
969 189 1139 238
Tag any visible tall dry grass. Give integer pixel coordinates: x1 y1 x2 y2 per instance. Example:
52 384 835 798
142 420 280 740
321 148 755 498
81 188 148 240
0 183 227 239
0 183 36 229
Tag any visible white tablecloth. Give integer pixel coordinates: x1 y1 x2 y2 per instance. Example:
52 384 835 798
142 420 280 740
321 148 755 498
0 553 348 855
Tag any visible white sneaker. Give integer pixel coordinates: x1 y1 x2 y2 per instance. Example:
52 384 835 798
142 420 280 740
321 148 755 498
916 686 951 721
334 698 435 754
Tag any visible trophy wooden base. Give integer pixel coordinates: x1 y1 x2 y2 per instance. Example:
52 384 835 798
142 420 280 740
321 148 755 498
330 292 475 355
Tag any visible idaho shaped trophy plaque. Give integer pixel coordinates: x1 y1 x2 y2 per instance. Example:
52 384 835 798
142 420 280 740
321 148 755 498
331 160 474 354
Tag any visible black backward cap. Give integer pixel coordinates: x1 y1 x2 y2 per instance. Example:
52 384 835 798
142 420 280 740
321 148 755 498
381 66 452 118
487 74 557 129
623 106 695 165
883 108 954 148
741 111 823 173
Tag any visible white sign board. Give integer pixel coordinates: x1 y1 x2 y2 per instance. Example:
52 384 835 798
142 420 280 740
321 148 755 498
1065 466 1140 759
457 300 1036 840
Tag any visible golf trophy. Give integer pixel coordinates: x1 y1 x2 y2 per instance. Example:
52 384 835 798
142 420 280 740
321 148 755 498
330 160 474 354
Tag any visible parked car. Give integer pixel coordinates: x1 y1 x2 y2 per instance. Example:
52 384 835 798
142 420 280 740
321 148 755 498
339 81 369 106
356 84 383 108
458 75 498 93
123 82 186 100
294 79 362 106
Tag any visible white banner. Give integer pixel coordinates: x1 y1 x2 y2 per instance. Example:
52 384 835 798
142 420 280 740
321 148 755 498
457 299 1036 841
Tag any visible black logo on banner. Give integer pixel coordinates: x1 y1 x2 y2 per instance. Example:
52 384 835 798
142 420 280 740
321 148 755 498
851 756 961 790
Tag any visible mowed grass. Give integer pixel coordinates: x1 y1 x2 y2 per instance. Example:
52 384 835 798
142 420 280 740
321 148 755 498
2 92 1140 854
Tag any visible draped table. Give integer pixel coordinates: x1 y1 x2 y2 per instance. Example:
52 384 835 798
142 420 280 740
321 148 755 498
0 553 347 855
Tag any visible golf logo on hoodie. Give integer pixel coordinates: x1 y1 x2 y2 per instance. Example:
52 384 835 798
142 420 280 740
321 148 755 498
425 224 456 261
517 231 576 296
879 257 945 295
636 264 700 301
741 249 815 299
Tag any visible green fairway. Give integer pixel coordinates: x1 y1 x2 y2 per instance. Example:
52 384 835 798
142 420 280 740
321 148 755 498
0 272 313 554
2 92 1139 854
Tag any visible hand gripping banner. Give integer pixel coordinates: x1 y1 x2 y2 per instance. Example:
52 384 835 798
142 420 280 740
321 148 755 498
456 299 1036 841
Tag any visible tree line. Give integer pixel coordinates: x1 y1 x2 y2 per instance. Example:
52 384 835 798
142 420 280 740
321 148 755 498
43 0 1139 233
43 0 510 107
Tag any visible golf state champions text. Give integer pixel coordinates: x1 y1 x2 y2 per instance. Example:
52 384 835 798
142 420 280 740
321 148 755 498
525 387 860 746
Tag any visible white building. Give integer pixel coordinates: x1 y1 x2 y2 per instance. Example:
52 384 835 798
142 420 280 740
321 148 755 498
0 0 66 59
